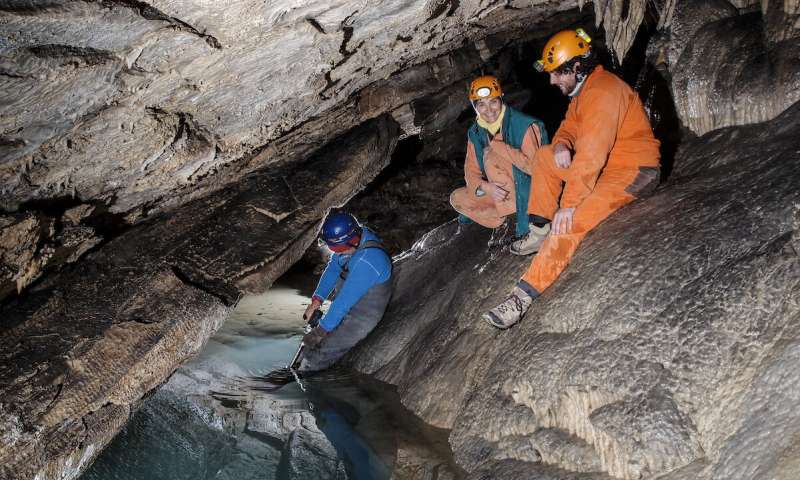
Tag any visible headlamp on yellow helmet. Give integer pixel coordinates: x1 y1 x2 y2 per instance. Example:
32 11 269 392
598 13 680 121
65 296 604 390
534 28 592 73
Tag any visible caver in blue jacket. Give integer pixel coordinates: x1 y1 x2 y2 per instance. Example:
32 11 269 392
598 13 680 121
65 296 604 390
301 228 393 372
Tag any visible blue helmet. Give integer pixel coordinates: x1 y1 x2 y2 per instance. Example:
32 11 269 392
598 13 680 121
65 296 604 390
320 212 362 247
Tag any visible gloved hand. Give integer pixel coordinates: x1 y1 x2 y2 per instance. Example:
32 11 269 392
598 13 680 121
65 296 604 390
303 325 328 350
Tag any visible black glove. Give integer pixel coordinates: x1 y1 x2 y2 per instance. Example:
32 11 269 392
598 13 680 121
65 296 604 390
303 325 328 350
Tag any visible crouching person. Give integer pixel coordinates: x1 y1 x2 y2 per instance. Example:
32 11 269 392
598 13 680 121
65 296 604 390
299 212 393 372
450 75 550 254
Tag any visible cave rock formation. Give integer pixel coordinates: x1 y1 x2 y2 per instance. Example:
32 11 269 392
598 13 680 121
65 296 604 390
1 0 800 479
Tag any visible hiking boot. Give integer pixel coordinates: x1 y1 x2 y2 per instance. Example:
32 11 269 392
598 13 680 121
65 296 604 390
482 286 533 329
510 223 551 256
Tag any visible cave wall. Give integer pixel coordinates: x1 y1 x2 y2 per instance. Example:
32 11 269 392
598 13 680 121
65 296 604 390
652 0 800 135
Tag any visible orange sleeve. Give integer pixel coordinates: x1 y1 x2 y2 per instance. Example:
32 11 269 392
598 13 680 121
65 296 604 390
464 141 484 194
490 124 541 175
552 104 578 150
560 86 625 208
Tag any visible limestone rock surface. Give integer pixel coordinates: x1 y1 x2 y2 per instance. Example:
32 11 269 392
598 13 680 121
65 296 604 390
659 0 800 135
277 427 350 480
347 101 800 479
0 116 398 480
0 208 101 304
0 0 588 216
0 212 47 299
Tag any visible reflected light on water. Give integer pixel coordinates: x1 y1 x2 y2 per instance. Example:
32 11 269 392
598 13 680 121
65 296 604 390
81 276 461 480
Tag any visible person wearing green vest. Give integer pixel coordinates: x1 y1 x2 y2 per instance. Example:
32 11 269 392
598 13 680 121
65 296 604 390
449 74 551 255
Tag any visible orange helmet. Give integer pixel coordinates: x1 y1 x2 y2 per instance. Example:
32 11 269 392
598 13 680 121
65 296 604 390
468 75 503 101
534 28 592 73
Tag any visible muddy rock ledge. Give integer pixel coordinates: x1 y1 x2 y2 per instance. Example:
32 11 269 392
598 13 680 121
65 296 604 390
346 102 800 479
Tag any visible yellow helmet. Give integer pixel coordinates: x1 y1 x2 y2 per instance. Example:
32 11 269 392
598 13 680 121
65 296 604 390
468 75 503 101
534 28 592 73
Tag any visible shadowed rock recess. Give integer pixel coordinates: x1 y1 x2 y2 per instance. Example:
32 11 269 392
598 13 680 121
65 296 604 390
1 0 800 479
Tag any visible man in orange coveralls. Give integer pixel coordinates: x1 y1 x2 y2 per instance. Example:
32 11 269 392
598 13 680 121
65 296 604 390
483 28 661 329
450 75 551 255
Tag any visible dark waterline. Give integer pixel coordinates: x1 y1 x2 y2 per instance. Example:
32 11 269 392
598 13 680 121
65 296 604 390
80 276 460 480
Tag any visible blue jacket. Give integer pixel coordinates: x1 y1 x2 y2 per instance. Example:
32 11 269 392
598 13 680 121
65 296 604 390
312 228 392 332
467 106 549 237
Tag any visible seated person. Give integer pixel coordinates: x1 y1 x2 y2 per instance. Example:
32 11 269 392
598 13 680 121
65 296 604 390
450 74 550 255
300 212 393 372
484 29 661 329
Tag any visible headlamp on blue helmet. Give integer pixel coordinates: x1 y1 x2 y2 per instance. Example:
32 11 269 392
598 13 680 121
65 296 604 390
320 212 362 251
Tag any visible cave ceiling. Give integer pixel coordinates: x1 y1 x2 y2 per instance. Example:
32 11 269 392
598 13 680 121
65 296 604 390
0 0 663 217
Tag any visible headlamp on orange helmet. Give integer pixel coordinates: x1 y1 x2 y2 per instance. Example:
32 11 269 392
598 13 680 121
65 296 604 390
534 28 592 73
468 75 503 101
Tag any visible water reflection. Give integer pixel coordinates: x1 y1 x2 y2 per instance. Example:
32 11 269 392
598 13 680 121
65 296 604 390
81 276 459 480
304 387 391 479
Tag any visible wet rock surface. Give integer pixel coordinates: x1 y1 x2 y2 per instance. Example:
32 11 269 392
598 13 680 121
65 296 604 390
277 427 350 480
347 101 800 479
0 117 398 480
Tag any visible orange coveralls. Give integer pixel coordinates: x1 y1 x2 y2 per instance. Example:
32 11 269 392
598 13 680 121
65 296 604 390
450 125 543 228
520 65 661 294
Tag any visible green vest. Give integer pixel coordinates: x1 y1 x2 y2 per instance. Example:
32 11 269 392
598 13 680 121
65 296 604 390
467 106 550 237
